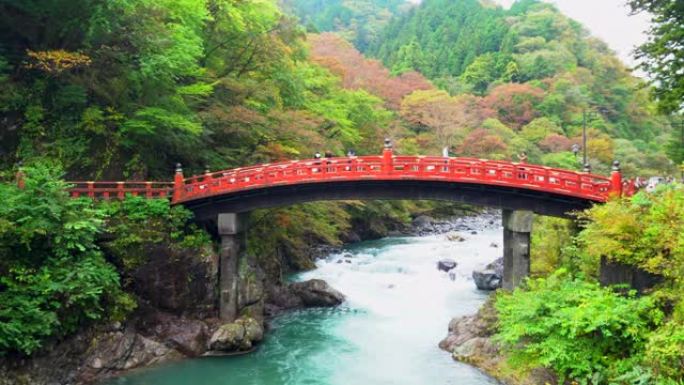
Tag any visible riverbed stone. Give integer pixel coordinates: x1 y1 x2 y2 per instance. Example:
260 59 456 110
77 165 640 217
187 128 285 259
412 215 434 228
438 259 458 272
472 270 501 290
290 279 345 307
472 257 503 290
208 317 264 352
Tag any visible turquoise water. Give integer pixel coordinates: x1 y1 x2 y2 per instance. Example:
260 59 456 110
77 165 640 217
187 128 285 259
107 222 502 385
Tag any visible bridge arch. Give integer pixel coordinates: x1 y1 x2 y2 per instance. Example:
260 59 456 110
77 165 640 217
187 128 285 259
64 146 627 321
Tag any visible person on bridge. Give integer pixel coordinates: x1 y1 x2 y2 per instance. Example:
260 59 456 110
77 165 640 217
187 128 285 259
517 151 528 163
314 151 321 159
442 146 449 158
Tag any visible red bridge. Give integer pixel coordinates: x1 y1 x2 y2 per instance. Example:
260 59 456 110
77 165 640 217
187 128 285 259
65 146 625 220
59 144 631 316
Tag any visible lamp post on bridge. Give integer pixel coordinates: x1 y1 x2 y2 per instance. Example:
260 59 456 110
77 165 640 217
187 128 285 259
582 109 595 173
172 163 184 203
383 138 393 174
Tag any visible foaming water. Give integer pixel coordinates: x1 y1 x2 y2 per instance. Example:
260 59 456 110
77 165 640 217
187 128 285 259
106 216 502 385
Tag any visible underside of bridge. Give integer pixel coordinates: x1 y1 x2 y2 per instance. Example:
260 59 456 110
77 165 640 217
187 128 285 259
183 180 596 222
199 180 589 321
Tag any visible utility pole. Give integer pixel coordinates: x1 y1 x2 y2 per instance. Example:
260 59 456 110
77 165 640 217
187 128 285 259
582 110 595 172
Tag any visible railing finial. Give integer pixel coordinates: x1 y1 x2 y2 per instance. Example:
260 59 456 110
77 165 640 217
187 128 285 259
384 137 393 149
173 163 185 203
611 160 620 172
15 161 25 190
583 163 592 173
610 160 622 197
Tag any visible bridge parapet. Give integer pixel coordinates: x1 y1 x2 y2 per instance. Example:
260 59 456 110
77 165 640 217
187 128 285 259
173 155 614 204
54 149 620 205
67 181 173 199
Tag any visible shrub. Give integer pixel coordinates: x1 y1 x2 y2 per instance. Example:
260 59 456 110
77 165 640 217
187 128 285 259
576 187 684 280
495 271 663 384
0 164 132 355
100 196 211 273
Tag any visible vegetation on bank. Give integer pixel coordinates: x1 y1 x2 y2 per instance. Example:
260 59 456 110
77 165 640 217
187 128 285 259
0 164 210 356
495 187 684 384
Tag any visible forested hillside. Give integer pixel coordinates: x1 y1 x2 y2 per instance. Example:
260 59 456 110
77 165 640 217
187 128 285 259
0 0 399 180
293 0 678 177
280 0 409 50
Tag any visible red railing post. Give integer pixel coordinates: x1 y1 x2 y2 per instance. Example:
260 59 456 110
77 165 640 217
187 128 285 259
145 182 153 198
382 138 393 176
172 163 185 203
117 182 125 200
87 182 95 198
610 160 622 198
204 166 214 194
16 168 25 189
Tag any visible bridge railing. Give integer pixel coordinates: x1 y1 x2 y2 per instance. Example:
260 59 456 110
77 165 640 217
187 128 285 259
67 181 173 200
174 155 613 203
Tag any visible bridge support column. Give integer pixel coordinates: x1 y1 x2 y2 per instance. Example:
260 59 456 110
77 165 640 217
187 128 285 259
502 209 534 290
218 213 247 321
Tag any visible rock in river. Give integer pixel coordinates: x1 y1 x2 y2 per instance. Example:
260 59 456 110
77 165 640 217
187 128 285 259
472 270 501 290
437 259 458 272
208 317 264 352
290 279 345 307
472 257 503 290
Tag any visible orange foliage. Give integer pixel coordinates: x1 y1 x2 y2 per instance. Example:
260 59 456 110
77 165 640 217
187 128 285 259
457 128 508 159
309 33 433 109
24 49 91 74
539 134 578 153
482 83 545 129
400 90 487 149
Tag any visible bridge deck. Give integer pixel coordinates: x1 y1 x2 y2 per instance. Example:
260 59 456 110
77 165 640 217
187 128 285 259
67 154 618 206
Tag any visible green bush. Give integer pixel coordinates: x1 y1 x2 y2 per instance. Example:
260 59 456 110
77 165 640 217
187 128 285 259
0 164 132 355
495 271 663 384
576 187 684 280
644 320 684 383
100 196 211 273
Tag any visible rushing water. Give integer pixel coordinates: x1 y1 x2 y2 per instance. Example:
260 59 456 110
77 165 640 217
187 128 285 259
107 216 502 385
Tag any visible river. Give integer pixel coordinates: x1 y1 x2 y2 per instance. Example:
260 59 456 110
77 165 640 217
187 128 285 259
106 215 502 385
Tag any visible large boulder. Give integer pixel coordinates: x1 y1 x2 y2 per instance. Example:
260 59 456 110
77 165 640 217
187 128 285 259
290 279 345 307
412 215 434 229
437 259 458 272
135 310 209 357
208 317 264 352
472 270 501 290
472 257 503 291
128 244 218 317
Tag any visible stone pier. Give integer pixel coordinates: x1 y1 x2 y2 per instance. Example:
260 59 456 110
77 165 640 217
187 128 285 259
218 213 247 321
502 209 533 290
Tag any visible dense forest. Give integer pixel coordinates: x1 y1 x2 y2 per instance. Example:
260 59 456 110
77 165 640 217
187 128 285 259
289 0 679 177
1 0 683 383
280 0 408 51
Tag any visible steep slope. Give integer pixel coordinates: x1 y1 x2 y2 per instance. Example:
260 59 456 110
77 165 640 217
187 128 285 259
280 0 410 50
359 0 673 175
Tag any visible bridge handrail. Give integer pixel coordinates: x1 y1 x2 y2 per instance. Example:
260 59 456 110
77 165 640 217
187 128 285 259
67 181 173 199
173 156 614 204
59 152 619 204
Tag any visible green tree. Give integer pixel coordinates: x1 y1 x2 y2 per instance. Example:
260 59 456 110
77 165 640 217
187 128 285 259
0 164 132 355
628 0 684 113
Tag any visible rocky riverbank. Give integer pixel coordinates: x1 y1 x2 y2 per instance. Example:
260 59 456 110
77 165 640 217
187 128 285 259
438 295 555 385
0 209 499 385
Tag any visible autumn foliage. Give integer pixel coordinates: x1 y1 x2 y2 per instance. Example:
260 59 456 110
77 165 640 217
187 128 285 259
309 33 433 109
